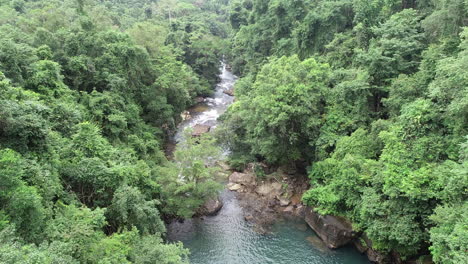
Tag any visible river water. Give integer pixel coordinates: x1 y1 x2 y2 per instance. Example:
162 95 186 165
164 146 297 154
167 64 370 264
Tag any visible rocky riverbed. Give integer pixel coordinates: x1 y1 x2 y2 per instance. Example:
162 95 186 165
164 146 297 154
224 163 309 230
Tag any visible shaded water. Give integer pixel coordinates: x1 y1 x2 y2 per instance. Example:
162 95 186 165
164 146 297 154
168 64 370 264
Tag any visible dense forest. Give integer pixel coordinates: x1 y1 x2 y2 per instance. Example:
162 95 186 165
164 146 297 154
0 0 467 263
219 0 467 263
0 0 229 263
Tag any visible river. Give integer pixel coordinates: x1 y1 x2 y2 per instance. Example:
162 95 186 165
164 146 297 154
167 64 370 264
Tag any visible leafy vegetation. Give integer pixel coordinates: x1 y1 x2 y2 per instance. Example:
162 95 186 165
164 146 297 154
1 0 467 262
220 0 467 262
0 0 229 262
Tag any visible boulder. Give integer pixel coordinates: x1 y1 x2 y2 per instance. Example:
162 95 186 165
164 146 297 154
279 197 290 207
216 161 231 172
229 172 256 186
223 89 234 96
227 183 242 191
353 238 368 254
192 124 210 137
283 205 294 213
306 235 330 253
366 248 392 264
181 111 191 121
290 194 302 205
255 182 282 198
304 207 357 249
268 199 278 208
194 97 205 103
196 197 223 216
295 205 306 217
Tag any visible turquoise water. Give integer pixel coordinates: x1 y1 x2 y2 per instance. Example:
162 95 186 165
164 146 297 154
167 190 370 264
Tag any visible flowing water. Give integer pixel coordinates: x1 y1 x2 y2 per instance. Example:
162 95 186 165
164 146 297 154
168 64 370 264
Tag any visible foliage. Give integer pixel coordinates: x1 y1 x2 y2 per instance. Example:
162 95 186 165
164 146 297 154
220 55 329 164
221 0 468 261
158 131 223 218
0 0 231 262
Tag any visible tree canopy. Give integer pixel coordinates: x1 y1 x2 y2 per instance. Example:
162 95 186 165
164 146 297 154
0 0 229 262
220 0 468 262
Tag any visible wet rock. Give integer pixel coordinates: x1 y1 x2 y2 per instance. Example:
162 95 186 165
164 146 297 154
223 89 234 96
191 104 210 113
306 235 330 253
228 183 242 191
283 205 294 213
196 197 223 216
304 207 357 249
268 199 278 208
366 248 391 264
279 197 290 207
216 161 231 172
290 194 302 205
244 215 254 221
353 238 368 254
296 223 308 231
229 172 256 186
181 111 191 121
255 182 282 198
194 97 205 103
295 205 306 217
192 124 211 137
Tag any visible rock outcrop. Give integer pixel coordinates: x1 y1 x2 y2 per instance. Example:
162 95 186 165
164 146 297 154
227 183 242 191
229 172 256 186
196 197 223 216
255 182 282 198
223 88 234 96
353 234 405 264
304 207 357 249
192 124 211 137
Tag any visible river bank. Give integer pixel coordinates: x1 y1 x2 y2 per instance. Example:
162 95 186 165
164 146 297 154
167 62 428 264
222 160 434 264
166 63 370 264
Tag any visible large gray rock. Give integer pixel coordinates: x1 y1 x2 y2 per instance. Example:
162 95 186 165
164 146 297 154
196 197 223 216
304 207 357 249
229 172 256 186
223 88 234 96
192 124 210 137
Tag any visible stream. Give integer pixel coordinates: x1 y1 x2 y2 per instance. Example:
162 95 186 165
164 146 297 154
167 64 370 264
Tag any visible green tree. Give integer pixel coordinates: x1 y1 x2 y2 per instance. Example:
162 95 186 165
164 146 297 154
157 131 222 218
107 185 165 235
429 203 468 264
234 55 329 164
